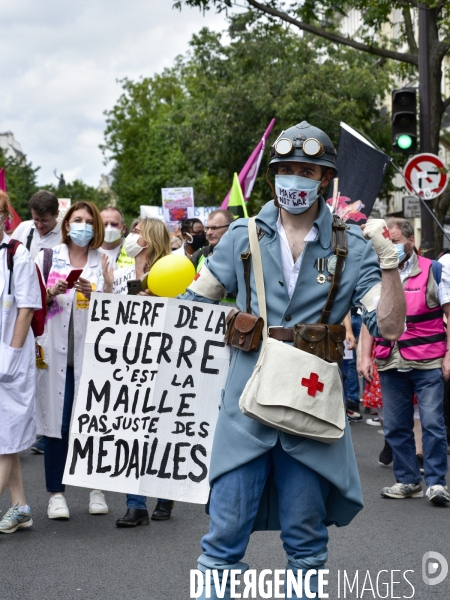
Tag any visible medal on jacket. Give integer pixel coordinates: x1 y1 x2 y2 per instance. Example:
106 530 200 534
327 255 345 275
315 258 327 284
35 342 48 369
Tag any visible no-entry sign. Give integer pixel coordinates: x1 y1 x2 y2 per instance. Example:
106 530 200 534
403 153 448 199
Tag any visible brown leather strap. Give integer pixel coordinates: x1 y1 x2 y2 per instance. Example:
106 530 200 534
241 250 252 314
241 227 265 315
319 215 348 325
268 327 294 342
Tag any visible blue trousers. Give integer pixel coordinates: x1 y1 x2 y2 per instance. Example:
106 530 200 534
44 367 75 493
197 441 330 599
343 314 362 405
380 368 448 486
126 494 169 509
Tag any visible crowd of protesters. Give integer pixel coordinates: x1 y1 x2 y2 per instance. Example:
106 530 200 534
0 188 234 532
1 185 450 538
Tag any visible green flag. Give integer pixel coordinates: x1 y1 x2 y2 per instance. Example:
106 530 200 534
227 172 248 219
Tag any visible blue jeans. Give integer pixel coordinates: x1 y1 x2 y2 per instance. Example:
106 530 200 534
380 368 448 486
126 494 169 509
343 314 362 405
196 440 330 599
44 367 75 493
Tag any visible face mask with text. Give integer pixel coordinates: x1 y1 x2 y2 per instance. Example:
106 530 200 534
275 174 321 214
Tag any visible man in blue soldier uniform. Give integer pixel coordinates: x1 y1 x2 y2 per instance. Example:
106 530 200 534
183 121 405 599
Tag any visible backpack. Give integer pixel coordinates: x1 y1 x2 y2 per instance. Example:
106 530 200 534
1 240 53 337
431 260 442 285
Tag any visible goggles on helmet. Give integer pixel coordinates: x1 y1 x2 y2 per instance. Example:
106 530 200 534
273 136 335 159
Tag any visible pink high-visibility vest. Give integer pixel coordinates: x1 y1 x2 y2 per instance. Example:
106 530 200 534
375 255 446 362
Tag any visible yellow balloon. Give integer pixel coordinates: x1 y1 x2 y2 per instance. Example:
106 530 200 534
147 254 196 297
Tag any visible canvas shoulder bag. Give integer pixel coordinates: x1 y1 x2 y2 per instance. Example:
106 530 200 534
239 217 346 444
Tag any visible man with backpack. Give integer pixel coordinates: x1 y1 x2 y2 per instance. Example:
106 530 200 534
375 217 450 504
12 190 62 259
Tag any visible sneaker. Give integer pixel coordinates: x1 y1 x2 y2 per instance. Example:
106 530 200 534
416 454 424 474
426 485 450 505
346 409 363 422
48 494 70 519
30 437 45 454
381 482 423 499
0 503 33 533
366 417 381 426
89 490 108 515
378 441 393 466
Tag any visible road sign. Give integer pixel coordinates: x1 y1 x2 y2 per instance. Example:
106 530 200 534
403 153 448 199
403 196 421 219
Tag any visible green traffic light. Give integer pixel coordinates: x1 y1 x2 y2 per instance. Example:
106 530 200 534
398 134 413 150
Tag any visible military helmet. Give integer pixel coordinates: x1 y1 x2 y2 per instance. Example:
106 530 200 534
269 121 337 174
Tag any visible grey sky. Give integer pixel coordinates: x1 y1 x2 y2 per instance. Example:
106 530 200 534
0 0 226 187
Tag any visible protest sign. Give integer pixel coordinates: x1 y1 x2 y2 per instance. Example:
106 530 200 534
161 187 194 229
58 198 71 218
63 295 231 504
141 205 219 226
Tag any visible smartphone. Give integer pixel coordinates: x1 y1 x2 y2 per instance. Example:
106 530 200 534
127 279 143 295
65 269 84 289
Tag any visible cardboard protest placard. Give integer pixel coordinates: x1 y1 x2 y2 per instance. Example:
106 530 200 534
161 187 194 230
63 295 231 504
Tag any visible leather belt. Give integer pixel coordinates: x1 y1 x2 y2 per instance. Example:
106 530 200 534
268 326 294 342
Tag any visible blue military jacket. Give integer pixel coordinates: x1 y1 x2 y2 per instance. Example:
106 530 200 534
183 198 382 528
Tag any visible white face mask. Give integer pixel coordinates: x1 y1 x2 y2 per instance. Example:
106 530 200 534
124 232 146 258
104 225 122 243
275 174 321 214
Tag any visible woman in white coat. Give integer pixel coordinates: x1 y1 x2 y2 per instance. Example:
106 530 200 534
0 190 41 533
35 201 113 520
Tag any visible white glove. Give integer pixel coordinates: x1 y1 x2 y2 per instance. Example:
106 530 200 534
362 219 398 270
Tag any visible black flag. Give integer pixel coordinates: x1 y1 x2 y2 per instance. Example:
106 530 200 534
327 123 390 224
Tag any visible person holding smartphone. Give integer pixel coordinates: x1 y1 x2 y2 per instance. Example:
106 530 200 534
35 201 113 520
103 217 177 526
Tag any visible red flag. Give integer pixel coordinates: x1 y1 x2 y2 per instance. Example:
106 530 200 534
221 119 276 209
6 205 22 233
0 168 23 232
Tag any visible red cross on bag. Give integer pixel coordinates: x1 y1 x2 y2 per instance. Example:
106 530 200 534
382 226 390 239
301 372 325 397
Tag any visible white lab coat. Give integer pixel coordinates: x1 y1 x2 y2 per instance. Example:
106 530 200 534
0 233 41 454
35 243 104 438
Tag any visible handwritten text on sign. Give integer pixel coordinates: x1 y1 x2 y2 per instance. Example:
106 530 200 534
63 295 230 504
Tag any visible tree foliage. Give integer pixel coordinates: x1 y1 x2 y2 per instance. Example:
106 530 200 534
175 0 450 252
0 148 39 219
102 17 392 216
42 180 112 212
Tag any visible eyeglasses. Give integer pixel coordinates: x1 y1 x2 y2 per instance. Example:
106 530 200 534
205 225 230 232
33 218 54 226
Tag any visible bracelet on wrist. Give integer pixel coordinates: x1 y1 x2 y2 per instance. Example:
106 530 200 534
46 287 56 299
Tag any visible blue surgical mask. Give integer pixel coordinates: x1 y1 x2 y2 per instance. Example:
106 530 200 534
275 175 321 214
393 243 406 264
69 222 94 247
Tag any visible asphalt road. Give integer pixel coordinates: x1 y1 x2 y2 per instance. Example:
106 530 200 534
1 417 450 600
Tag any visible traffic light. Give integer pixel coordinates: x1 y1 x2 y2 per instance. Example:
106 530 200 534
392 88 417 153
